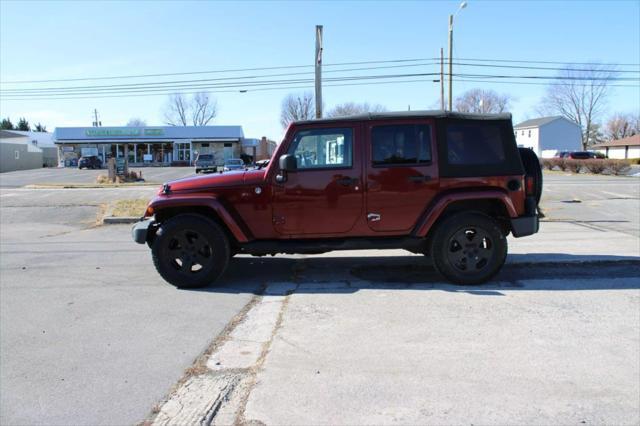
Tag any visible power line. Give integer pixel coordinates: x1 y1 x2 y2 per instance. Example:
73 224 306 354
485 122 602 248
2 76 637 102
453 57 640 67
2 70 637 99
0 58 436 84
0 73 441 99
2 56 638 85
0 63 439 94
451 62 639 73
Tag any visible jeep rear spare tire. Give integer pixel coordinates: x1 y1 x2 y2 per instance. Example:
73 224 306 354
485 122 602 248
430 212 507 285
518 147 543 205
151 214 230 288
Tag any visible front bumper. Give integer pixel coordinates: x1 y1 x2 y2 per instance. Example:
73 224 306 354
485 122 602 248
510 214 539 238
132 219 153 244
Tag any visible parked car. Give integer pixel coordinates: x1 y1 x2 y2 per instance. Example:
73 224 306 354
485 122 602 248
565 151 606 160
133 111 541 288
194 154 216 174
78 156 102 169
223 158 245 172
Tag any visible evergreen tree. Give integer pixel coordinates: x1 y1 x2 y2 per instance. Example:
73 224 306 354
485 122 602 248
17 117 30 131
1 117 14 130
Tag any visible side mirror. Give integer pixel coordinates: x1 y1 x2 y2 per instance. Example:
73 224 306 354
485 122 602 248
279 154 297 172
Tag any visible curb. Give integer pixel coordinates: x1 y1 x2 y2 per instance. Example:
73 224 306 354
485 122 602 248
103 216 139 224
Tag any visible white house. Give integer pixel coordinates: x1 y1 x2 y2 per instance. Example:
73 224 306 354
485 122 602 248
0 130 47 172
514 116 582 157
592 134 640 159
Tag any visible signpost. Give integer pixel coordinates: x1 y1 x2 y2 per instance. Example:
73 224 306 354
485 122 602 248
115 158 126 175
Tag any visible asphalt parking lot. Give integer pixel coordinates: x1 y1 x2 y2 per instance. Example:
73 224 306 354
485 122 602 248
0 166 195 188
0 170 638 425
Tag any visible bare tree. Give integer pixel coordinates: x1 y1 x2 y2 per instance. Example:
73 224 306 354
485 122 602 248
454 89 511 114
163 92 218 126
191 92 218 126
280 92 315 128
538 64 616 149
605 113 639 140
127 117 147 127
326 102 387 118
164 93 189 126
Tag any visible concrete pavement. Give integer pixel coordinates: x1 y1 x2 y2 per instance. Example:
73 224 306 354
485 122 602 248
1 172 639 425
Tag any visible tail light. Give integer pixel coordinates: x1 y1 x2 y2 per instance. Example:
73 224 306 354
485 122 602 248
525 176 535 196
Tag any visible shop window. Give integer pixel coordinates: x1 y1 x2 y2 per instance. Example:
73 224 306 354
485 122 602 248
176 143 191 161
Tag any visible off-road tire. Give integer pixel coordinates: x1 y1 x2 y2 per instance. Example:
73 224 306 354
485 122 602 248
430 212 507 285
518 147 543 205
151 214 230 288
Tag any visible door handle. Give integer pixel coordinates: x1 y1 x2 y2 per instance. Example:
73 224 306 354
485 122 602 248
336 177 356 186
408 175 432 183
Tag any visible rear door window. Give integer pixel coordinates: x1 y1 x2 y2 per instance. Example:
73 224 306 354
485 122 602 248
371 124 431 166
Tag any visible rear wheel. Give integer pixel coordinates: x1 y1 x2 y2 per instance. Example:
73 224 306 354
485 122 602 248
430 212 507 285
151 214 230 288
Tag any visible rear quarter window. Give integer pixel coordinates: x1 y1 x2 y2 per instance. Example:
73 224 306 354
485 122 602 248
437 118 524 177
446 123 505 165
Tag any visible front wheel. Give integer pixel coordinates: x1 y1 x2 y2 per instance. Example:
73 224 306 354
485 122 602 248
151 214 230 288
430 212 507 285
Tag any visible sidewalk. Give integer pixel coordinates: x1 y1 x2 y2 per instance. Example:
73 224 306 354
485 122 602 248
149 221 640 426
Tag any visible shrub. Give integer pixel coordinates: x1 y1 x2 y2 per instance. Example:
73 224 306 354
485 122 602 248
583 159 607 174
607 159 631 175
564 159 581 173
557 158 568 171
541 159 556 170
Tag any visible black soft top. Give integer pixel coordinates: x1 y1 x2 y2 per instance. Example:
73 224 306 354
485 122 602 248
294 110 512 125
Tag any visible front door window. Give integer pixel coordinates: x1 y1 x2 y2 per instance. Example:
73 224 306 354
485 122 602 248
288 128 353 169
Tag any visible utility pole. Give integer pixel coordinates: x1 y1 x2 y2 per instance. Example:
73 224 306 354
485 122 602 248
92 109 102 127
315 25 323 119
440 48 445 110
448 15 453 111
448 2 467 111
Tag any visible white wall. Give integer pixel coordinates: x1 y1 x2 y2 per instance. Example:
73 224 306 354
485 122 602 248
515 127 539 154
597 146 640 159
539 119 582 153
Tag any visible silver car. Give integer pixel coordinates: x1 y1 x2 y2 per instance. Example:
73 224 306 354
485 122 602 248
195 154 216 173
223 158 245 172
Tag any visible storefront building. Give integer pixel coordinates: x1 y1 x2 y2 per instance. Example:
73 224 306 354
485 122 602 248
53 125 245 167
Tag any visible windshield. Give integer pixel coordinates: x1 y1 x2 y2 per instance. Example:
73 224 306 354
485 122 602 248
226 159 242 165
197 155 213 160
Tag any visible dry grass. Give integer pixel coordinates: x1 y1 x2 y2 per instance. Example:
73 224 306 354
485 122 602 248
110 199 149 217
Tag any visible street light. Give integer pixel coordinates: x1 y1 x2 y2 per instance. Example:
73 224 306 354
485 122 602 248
448 1 467 111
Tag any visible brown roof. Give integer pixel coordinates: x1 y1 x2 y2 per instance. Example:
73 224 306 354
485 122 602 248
592 134 640 148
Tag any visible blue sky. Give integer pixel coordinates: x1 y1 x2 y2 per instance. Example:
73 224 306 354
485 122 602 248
1 0 638 140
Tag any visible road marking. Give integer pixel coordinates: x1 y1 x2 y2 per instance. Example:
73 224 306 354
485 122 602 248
600 190 638 198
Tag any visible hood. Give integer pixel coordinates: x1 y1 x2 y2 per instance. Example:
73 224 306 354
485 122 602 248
165 168 266 192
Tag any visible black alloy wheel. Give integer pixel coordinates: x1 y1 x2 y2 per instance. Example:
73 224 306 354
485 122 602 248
152 214 230 288
431 212 507 285
446 226 495 273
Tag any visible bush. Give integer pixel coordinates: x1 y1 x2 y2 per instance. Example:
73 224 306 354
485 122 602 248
541 159 557 170
607 159 631 175
583 159 607 174
564 159 581 173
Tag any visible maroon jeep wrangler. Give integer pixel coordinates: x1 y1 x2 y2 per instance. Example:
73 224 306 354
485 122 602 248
133 111 541 287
